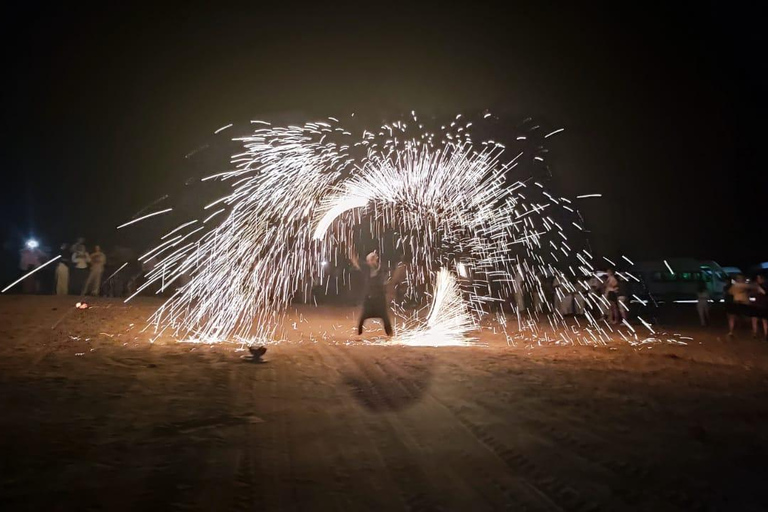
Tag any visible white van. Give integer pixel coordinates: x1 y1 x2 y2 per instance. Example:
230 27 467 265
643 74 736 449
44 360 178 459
632 258 729 301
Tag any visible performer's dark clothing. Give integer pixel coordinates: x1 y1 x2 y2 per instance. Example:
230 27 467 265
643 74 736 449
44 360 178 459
358 264 393 335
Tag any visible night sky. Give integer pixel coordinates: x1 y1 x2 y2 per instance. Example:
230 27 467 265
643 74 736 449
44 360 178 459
1 2 766 277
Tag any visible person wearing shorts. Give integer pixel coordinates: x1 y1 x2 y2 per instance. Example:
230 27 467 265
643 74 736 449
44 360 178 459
727 274 753 337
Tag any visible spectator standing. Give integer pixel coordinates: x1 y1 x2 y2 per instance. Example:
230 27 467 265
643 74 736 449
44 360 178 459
696 280 710 327
19 243 43 294
71 238 86 255
55 260 70 295
605 268 620 325
618 275 630 323
84 245 106 295
71 243 91 294
727 274 752 337
588 274 606 319
553 274 570 315
514 266 526 313
59 243 72 264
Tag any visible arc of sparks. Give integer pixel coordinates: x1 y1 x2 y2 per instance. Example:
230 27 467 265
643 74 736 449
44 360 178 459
133 113 649 346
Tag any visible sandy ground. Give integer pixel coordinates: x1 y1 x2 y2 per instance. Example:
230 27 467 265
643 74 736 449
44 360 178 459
1 296 768 511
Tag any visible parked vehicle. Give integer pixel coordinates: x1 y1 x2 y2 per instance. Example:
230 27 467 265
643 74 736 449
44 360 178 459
632 258 729 302
721 266 743 278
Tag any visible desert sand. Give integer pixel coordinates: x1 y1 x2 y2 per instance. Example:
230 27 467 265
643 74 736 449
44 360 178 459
1 295 767 511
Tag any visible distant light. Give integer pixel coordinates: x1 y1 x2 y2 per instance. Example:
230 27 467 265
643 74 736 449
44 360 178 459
26 239 39 249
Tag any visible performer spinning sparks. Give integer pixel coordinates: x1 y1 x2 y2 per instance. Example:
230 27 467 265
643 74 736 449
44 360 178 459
126 111 658 347
351 250 393 337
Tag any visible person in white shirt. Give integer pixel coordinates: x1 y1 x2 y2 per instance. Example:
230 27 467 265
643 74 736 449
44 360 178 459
84 245 106 295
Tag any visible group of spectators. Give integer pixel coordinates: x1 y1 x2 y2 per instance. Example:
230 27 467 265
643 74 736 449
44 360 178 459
716 274 768 340
54 239 107 296
15 238 768 341
16 238 144 298
530 268 631 324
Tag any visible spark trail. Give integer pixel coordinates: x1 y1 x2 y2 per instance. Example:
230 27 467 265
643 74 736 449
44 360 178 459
134 112 649 346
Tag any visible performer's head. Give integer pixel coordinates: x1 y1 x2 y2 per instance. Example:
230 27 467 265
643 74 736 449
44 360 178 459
366 251 379 268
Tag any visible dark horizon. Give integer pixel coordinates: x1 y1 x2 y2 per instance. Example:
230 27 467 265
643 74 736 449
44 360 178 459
2 2 766 274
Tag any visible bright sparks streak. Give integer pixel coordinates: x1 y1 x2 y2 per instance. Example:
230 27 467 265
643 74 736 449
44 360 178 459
576 194 602 199
203 208 225 223
117 208 173 229
622 255 635 265
2 255 61 293
544 128 565 138
103 262 128 283
637 316 655 334
664 260 675 275
134 112 653 346
397 268 475 346
162 220 198 239
214 123 234 134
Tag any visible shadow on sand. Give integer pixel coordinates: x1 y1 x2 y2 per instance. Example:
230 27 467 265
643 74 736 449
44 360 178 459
341 352 435 412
